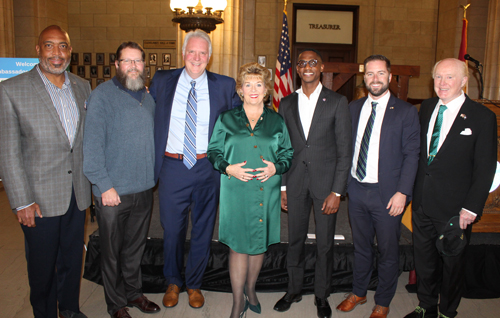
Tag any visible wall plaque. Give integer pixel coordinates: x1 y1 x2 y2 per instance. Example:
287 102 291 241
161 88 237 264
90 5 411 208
143 40 176 49
296 10 353 44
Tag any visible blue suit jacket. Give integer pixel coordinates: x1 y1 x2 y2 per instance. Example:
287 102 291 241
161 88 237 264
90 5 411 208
149 67 240 181
349 94 420 206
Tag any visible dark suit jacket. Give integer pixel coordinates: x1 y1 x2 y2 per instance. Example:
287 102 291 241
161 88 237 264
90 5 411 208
412 96 497 220
349 95 420 205
279 86 352 199
0 67 91 216
149 67 240 181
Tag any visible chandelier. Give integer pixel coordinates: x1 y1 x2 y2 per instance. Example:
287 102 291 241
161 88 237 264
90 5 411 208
170 0 228 33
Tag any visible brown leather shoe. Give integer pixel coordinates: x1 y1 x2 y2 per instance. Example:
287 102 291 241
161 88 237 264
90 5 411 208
336 293 367 312
112 308 131 318
163 284 180 308
127 295 160 313
370 305 390 318
187 288 204 308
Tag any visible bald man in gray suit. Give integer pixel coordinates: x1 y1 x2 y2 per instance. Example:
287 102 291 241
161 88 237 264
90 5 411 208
0 25 91 318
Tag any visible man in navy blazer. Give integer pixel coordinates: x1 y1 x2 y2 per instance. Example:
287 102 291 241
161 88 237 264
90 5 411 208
405 59 496 318
337 55 420 318
149 29 240 309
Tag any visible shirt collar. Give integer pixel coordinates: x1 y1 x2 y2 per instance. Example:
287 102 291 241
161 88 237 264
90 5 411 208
36 64 70 89
182 68 207 87
437 91 466 110
296 82 323 98
367 90 391 108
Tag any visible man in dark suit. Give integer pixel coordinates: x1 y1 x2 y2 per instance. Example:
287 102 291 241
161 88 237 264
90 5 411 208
149 29 240 309
273 49 352 318
405 58 497 318
336 55 420 318
0 25 91 318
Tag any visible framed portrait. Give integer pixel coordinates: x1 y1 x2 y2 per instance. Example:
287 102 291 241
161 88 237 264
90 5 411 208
257 55 266 67
90 66 98 78
77 66 85 77
109 53 117 64
96 53 104 65
71 53 79 65
103 66 111 78
145 66 151 78
96 79 105 86
162 53 171 66
149 53 157 66
83 53 91 65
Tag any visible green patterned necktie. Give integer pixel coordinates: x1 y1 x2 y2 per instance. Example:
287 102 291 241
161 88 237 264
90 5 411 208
356 101 378 180
428 105 447 165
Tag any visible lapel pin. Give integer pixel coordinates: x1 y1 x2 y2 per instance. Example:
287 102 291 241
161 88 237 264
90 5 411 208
460 114 467 120
390 106 394 109
323 98 326 101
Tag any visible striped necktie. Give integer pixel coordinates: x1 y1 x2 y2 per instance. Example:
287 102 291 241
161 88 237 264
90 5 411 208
428 104 447 165
183 80 197 169
356 101 378 181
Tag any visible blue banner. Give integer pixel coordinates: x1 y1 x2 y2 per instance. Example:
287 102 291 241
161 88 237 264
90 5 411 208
0 58 39 81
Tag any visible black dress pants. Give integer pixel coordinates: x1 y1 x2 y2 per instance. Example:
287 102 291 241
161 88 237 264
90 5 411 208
95 188 153 316
286 173 337 300
22 189 85 318
412 205 472 318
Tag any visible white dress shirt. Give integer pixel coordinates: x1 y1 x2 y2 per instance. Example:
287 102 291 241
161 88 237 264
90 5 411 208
351 91 391 183
297 83 322 139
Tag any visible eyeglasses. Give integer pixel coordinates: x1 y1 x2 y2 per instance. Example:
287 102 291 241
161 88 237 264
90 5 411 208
297 59 319 68
118 59 144 65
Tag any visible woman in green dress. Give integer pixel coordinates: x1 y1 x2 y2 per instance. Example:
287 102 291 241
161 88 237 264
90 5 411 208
208 62 293 318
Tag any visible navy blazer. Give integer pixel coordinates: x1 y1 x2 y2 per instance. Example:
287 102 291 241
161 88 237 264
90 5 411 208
412 96 497 219
349 94 420 206
149 67 240 181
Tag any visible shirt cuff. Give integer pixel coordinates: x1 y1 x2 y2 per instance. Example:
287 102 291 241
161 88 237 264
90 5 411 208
281 186 286 191
332 192 341 197
16 202 35 211
462 208 477 217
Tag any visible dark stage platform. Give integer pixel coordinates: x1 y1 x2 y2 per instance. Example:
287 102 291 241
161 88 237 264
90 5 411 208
84 189 500 299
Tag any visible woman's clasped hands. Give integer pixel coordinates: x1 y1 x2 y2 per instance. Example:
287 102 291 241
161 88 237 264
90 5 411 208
226 159 276 183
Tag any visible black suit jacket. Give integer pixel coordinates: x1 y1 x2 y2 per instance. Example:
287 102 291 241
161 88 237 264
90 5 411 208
349 95 420 206
279 86 352 198
412 95 497 219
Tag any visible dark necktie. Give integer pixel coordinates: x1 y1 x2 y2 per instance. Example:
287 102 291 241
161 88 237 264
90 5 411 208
356 101 378 181
428 104 447 165
183 80 197 169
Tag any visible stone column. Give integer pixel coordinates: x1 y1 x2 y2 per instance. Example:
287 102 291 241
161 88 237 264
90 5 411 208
1 0 16 57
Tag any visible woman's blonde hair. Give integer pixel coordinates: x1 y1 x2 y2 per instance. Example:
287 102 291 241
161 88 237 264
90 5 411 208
236 62 272 101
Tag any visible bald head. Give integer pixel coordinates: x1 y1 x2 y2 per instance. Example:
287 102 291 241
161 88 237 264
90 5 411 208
38 25 70 47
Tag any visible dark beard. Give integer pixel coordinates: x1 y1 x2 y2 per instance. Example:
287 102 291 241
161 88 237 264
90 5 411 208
366 81 389 97
116 67 146 92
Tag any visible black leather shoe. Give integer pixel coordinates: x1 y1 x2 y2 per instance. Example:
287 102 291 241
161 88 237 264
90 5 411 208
127 295 161 313
404 306 438 318
59 310 88 318
315 296 332 318
273 293 302 312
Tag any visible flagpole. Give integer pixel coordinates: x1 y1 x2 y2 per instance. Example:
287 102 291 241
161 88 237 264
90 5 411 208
459 4 470 94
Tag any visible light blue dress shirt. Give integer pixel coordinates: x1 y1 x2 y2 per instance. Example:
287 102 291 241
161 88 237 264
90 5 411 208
166 69 210 154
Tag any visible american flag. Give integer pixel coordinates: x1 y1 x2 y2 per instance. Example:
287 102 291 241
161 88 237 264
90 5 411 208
273 11 293 111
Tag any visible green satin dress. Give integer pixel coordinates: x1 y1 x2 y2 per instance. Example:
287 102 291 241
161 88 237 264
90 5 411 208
208 105 293 254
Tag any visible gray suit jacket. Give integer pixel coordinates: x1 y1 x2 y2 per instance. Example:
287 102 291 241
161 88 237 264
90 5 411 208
0 67 91 216
279 86 352 199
